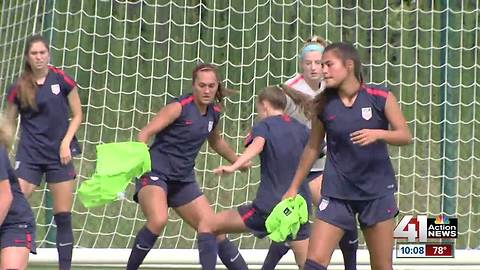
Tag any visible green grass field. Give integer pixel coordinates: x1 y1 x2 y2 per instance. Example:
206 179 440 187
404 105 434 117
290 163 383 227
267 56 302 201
30 267 193 270
1 0 479 262
30 267 227 270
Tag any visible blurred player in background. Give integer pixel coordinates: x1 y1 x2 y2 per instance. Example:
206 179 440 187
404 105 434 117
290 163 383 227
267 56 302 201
0 117 36 270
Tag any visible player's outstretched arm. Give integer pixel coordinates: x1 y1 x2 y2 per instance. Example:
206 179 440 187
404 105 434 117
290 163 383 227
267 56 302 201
213 136 264 175
137 102 182 143
207 126 237 164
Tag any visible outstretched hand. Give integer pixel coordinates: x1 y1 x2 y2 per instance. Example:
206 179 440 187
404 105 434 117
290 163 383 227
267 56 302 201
213 165 236 175
238 161 252 171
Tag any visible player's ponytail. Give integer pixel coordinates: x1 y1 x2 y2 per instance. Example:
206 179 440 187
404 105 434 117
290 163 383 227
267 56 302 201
304 36 327 47
257 85 287 110
300 35 327 61
258 85 312 119
17 34 49 110
313 88 334 118
278 84 313 119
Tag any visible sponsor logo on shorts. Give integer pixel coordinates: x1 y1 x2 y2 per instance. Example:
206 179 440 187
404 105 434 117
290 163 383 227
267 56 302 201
326 115 336 121
318 198 329 211
140 176 149 186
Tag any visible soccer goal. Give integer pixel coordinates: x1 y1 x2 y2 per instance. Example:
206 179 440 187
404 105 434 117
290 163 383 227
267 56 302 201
1 0 479 269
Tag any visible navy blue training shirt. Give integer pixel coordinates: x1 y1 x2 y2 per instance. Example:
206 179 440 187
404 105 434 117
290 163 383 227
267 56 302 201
320 85 397 200
0 146 34 226
7 65 80 164
149 94 221 181
245 114 311 213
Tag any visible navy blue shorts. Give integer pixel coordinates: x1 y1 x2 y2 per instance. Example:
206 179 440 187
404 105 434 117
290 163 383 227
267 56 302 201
0 223 36 254
306 171 322 183
316 194 398 231
238 203 310 241
15 161 76 185
134 172 203 208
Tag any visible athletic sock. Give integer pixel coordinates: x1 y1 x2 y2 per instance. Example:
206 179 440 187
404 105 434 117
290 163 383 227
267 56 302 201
261 242 290 270
126 226 158 270
54 212 73 270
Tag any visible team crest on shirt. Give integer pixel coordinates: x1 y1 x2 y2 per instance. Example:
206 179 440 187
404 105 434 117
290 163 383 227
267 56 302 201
51 84 61 95
361 107 372 120
318 198 329 211
208 120 214 132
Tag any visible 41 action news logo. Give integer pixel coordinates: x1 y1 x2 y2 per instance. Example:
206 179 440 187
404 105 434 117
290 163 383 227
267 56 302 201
393 214 457 242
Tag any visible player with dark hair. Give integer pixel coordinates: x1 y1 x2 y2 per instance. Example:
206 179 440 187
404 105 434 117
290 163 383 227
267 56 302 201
265 36 358 270
284 42 412 270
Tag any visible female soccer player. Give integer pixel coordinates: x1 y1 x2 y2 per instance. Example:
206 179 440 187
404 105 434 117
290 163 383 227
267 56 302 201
264 36 358 270
197 85 313 270
6 34 82 270
126 63 248 270
285 36 327 203
284 42 412 270
285 36 328 202
0 118 36 270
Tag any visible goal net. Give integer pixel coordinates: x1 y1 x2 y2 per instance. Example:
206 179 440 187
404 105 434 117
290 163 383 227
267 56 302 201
1 0 478 268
